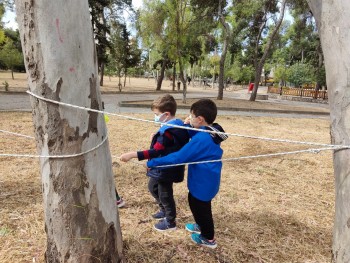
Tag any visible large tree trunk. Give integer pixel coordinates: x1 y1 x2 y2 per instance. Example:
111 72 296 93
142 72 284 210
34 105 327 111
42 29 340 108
15 1 123 262
250 0 286 101
217 0 231 100
307 1 350 262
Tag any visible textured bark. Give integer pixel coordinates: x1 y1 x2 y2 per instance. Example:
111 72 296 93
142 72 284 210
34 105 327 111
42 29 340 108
156 59 167 91
15 1 123 262
100 62 105 86
307 1 350 262
179 59 187 104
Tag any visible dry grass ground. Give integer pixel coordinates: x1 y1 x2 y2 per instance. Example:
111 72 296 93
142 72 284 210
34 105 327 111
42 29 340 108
0 111 334 262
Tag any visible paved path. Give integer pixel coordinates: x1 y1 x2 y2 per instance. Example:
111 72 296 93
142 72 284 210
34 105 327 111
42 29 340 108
0 87 329 119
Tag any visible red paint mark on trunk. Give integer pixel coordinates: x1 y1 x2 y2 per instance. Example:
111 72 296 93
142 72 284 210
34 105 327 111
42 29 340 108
56 18 64 43
69 67 75 72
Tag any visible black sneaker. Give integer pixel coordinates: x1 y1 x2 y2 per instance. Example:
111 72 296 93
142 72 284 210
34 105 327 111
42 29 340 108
154 219 176 232
152 210 166 220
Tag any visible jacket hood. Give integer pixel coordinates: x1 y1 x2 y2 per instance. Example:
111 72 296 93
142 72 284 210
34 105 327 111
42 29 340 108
159 118 184 134
205 123 228 144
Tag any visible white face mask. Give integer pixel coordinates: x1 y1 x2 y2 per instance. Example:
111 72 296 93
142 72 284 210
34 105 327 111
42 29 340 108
154 112 167 123
189 114 196 127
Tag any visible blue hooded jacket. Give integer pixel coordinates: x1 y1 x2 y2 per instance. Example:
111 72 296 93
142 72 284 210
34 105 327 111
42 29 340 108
147 124 227 201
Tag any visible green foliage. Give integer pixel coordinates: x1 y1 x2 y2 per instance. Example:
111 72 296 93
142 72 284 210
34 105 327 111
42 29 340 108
108 22 141 81
0 30 5 45
0 39 24 74
2 80 9 91
315 65 326 86
228 60 254 84
286 63 314 87
88 0 133 70
274 65 288 84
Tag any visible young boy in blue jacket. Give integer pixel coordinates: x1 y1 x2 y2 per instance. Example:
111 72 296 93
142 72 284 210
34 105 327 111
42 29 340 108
146 99 227 249
120 94 189 231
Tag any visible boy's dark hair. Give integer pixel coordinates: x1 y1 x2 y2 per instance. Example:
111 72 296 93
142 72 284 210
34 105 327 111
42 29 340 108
151 94 177 115
191 99 217 124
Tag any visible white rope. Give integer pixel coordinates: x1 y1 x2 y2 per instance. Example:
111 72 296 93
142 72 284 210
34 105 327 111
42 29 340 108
0 135 108 159
110 145 349 168
148 146 350 168
27 90 338 148
0 129 35 139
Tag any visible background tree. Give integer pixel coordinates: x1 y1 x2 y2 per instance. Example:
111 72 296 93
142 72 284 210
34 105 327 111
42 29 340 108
307 1 350 262
249 0 287 101
217 0 231 100
89 0 133 86
138 0 171 90
0 39 23 79
15 1 123 261
286 62 314 87
89 0 112 87
109 22 129 91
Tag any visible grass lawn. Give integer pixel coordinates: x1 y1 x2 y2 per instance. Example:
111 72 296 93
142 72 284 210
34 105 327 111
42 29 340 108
0 111 334 262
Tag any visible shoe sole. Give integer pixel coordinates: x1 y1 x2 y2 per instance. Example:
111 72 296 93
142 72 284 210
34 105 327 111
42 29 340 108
117 202 125 208
153 226 177 232
185 225 201 234
153 216 166 221
191 237 217 249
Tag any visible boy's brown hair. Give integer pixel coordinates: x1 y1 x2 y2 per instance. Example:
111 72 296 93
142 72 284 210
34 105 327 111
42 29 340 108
151 94 177 116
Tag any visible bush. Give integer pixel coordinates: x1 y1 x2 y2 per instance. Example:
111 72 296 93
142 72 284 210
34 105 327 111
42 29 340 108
286 63 314 87
2 81 9 91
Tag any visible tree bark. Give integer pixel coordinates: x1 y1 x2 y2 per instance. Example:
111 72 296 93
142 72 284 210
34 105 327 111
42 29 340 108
156 58 167 91
179 59 187 103
172 62 176 91
307 1 350 262
250 0 286 101
15 1 123 262
100 62 104 86
124 70 127 87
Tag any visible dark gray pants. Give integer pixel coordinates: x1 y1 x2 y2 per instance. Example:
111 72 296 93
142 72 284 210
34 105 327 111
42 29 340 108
148 178 176 222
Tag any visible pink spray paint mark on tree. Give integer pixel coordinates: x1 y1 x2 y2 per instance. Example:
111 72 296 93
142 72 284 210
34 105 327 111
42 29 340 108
56 18 64 43
69 67 75 72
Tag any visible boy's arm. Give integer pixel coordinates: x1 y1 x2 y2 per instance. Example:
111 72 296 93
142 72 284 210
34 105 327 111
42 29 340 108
120 151 137 162
147 135 202 168
137 131 174 161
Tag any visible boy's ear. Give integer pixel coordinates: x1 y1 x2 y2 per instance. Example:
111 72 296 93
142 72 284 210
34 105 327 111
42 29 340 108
197 116 205 124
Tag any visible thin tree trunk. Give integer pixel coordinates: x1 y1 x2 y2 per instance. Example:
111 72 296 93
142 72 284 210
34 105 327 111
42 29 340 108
156 58 167 91
217 0 231 100
179 59 187 103
11 69 14 80
172 62 176 91
250 0 286 101
15 2 123 262
124 70 127 87
307 1 350 262
100 62 104 86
